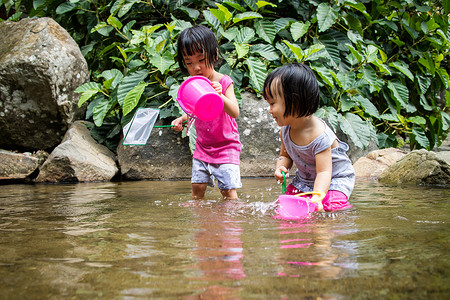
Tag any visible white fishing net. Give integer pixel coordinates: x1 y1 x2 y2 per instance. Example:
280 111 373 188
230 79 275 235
122 108 160 146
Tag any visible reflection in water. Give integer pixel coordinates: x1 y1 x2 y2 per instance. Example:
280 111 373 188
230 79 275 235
184 200 245 299
277 219 358 279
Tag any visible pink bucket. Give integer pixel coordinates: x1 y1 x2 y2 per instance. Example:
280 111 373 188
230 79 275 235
177 76 224 121
274 195 318 220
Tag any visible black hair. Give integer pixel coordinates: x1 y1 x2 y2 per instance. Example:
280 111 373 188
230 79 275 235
262 63 319 118
177 25 219 75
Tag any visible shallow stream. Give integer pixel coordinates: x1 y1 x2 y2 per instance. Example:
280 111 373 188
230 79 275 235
0 178 448 299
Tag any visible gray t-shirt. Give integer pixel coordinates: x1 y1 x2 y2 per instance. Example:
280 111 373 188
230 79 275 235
282 121 355 198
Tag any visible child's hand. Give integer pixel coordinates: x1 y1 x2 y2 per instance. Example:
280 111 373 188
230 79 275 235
274 167 289 185
311 194 324 211
211 81 222 95
171 117 184 132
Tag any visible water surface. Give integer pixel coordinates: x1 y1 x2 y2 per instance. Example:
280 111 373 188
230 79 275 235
0 179 448 299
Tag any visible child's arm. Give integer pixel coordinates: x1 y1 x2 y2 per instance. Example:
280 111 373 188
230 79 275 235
211 82 239 118
312 147 333 210
171 114 187 132
274 132 293 183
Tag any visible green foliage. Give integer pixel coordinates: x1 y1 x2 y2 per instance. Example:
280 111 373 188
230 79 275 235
1 0 449 152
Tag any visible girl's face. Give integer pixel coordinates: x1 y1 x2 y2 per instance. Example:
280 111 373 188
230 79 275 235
183 52 214 79
265 80 290 127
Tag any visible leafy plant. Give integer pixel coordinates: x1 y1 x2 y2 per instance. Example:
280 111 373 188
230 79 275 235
1 0 449 152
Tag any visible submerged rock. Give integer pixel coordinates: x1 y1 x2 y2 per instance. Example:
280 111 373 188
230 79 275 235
378 149 450 185
36 121 118 183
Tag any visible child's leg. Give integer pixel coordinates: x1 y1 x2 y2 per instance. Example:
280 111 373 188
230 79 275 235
220 189 238 200
286 184 301 195
321 190 352 211
192 183 208 199
191 159 214 199
211 163 241 200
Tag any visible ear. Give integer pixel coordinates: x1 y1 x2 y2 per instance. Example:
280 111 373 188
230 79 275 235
216 48 219 60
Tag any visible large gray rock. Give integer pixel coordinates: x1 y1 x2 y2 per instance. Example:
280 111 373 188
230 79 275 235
0 149 48 180
0 17 89 151
36 121 118 183
378 149 450 185
237 92 280 177
117 122 193 180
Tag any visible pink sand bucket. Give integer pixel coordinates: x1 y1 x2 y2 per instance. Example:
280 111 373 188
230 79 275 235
274 171 325 220
176 76 223 121
275 194 319 220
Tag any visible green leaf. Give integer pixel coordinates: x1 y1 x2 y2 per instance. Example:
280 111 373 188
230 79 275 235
416 75 432 94
245 57 267 92
235 43 249 59
418 52 435 75
223 0 246 12
354 95 380 118
317 3 339 32
387 80 410 110
203 10 221 29
116 0 139 18
380 113 399 122
99 69 123 90
77 89 100 107
210 9 227 24
303 44 326 61
274 18 296 32
389 61 414 82
408 116 426 125
250 44 280 61
344 0 366 12
436 67 450 89
56 2 78 14
412 127 430 149
92 95 114 127
346 44 362 63
340 94 356 112
150 51 175 74
255 19 276 44
318 35 340 67
117 70 148 107
290 21 310 41
365 45 379 64
107 15 123 30
311 65 334 88
178 6 200 20
361 66 384 92
122 82 148 117
256 1 277 9
236 27 255 44
75 82 102 94
220 27 239 42
345 13 363 34
233 12 263 23
339 112 371 149
283 40 303 61
215 3 232 21
91 22 114 36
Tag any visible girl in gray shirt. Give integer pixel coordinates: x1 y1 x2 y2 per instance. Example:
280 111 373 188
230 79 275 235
263 63 355 211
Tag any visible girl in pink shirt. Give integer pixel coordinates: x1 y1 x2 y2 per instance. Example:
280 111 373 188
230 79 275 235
171 25 242 200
